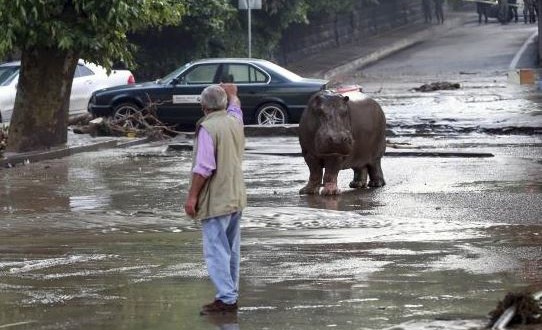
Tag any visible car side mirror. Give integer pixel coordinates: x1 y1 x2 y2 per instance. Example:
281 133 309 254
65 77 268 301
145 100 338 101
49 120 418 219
170 77 180 86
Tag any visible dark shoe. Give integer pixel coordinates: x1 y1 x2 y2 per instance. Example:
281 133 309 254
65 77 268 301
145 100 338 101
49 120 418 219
200 299 238 315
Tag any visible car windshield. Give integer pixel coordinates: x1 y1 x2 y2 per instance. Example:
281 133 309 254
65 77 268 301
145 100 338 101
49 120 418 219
260 61 303 81
0 65 19 86
158 63 191 84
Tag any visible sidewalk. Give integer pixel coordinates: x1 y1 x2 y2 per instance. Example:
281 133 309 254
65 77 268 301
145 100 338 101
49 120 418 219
0 131 151 168
286 10 473 80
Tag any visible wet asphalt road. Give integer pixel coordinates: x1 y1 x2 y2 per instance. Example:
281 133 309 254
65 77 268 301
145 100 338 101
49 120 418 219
1 17 542 330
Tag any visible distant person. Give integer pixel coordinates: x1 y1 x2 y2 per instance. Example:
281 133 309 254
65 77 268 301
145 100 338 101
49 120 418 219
508 0 519 22
476 1 490 23
524 0 537 23
422 0 433 23
523 0 531 22
184 83 246 315
433 0 445 24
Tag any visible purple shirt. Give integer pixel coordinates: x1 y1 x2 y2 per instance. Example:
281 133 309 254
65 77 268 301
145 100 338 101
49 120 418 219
192 104 243 178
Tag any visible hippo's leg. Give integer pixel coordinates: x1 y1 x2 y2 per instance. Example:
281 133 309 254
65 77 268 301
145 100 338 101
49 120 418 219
299 154 323 195
367 158 386 187
321 162 342 195
349 167 368 189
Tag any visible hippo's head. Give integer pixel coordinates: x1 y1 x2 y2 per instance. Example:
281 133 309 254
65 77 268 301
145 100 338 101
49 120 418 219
307 91 354 156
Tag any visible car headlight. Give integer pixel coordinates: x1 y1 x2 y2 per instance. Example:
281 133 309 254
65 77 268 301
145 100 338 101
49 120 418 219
88 95 96 111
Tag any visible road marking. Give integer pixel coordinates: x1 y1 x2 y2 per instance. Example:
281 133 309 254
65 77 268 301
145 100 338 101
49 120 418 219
509 31 538 70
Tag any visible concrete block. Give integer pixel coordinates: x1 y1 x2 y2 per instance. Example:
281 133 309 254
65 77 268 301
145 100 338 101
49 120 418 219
508 69 538 85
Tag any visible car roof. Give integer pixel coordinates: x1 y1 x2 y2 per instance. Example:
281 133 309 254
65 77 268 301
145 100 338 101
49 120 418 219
190 58 272 65
0 59 100 68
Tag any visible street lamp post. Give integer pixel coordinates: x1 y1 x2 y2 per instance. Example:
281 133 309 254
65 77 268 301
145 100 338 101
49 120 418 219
248 0 252 58
239 0 261 58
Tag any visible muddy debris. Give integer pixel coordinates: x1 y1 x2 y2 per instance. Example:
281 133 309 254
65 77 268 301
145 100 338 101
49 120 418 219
70 102 182 140
413 81 461 92
488 289 542 328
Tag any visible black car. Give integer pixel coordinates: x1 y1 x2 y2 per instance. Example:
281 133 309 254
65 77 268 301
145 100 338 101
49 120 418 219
88 58 328 127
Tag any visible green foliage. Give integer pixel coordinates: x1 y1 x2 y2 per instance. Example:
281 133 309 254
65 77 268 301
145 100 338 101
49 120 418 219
0 0 186 70
308 0 371 14
129 0 389 79
242 0 381 60
129 0 236 80
182 0 237 56
0 125 7 156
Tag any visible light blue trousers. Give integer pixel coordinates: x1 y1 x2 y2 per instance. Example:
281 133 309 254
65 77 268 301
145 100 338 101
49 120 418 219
202 211 241 304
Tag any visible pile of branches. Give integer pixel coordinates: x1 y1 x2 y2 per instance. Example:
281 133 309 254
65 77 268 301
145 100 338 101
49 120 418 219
71 100 182 140
413 82 461 92
0 126 7 157
488 289 542 328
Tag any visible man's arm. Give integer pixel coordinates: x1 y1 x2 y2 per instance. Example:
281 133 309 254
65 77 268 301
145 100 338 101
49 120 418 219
221 83 241 108
184 128 215 218
221 83 243 123
184 173 208 218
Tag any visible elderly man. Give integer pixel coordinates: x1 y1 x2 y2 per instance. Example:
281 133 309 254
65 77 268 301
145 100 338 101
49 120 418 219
184 83 246 315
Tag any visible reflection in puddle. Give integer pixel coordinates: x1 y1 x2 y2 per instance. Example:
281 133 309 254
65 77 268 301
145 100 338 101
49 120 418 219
383 319 485 330
21 288 124 305
242 206 490 244
70 194 111 211
2 254 113 274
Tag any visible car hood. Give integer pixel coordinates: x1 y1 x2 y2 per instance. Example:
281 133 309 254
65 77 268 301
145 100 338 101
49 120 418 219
0 85 14 92
0 85 14 100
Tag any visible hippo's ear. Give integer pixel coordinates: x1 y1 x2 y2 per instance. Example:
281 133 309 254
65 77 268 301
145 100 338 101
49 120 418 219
342 96 349 103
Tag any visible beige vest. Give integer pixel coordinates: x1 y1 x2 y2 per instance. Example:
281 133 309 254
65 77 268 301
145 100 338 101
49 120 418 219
192 110 246 220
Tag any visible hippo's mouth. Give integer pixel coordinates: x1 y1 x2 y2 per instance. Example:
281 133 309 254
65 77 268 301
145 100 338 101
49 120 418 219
316 152 350 157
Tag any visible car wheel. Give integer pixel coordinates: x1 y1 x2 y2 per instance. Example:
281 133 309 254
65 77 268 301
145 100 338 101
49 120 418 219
113 102 143 129
256 103 288 125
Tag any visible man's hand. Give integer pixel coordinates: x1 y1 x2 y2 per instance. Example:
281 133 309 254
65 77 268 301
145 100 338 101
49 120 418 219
184 196 198 218
220 83 241 107
220 83 237 97
184 173 208 218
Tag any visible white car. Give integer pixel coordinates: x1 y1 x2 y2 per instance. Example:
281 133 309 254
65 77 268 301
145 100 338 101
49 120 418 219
0 60 135 123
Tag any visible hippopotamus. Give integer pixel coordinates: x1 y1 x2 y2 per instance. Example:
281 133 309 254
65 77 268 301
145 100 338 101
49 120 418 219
298 90 386 195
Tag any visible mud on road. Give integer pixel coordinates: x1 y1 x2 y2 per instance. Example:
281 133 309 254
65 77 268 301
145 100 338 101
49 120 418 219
1 121 541 330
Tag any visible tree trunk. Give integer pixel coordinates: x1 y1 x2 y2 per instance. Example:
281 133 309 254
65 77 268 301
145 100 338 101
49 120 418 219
6 47 78 153
539 0 542 64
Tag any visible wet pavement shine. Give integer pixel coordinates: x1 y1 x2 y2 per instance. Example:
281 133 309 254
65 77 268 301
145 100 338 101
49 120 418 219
2 18 542 330
1 126 541 329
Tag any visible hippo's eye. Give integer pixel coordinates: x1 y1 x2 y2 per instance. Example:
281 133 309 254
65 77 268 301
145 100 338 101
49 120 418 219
316 106 327 116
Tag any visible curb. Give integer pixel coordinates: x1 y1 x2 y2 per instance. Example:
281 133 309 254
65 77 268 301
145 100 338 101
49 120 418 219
322 15 468 80
166 143 494 158
244 125 299 137
322 38 422 80
1 137 149 168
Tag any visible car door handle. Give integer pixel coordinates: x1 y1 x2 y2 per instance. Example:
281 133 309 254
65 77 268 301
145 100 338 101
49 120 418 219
85 80 93 84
